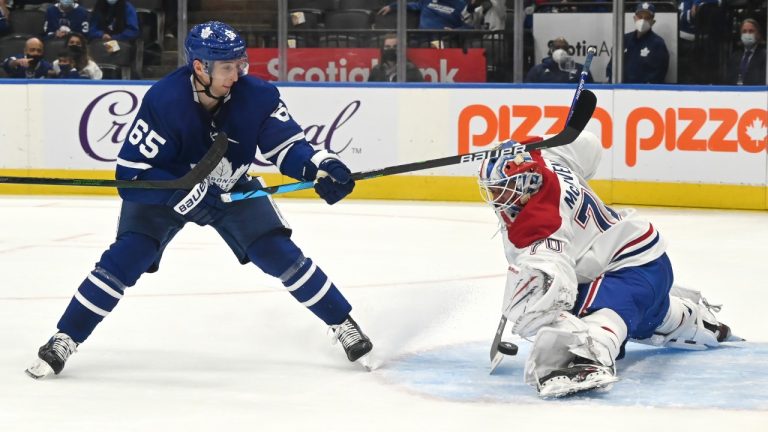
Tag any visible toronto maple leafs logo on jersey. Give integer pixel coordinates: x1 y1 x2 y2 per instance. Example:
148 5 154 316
207 157 250 192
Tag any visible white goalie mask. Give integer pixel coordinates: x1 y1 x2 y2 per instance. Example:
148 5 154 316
478 149 544 218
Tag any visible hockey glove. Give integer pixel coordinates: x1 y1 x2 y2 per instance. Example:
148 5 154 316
307 150 355 205
168 180 227 226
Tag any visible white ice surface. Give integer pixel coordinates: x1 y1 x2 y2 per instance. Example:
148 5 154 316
0 196 766 431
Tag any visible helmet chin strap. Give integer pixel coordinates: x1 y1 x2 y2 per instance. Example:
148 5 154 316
192 65 228 107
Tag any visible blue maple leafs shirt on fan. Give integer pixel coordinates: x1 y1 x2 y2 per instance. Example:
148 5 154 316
25 21 373 380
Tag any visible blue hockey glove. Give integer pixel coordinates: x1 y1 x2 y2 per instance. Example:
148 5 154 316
307 151 355 205
168 180 227 226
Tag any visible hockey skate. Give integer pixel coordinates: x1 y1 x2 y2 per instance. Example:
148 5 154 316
330 316 373 371
536 357 618 398
25 332 78 379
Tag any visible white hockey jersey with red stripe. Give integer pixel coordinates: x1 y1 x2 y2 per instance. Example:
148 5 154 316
498 132 668 290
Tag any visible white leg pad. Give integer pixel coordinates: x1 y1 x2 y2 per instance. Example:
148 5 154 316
524 309 626 388
636 295 722 350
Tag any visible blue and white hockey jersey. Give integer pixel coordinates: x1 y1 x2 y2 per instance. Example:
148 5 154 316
116 66 315 204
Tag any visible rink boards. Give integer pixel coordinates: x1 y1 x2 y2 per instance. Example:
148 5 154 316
0 80 765 209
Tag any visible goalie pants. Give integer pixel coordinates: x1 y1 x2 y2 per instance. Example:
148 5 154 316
572 253 673 349
56 198 352 343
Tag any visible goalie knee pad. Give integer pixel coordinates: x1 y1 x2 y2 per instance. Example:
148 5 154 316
247 232 351 325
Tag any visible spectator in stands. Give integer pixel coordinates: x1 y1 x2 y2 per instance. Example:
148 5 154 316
49 48 82 77
368 33 424 82
0 0 10 36
525 37 594 83
44 0 90 39
377 1 473 30
620 2 669 83
466 0 505 31
60 32 102 79
88 0 139 42
1 37 53 78
677 0 696 83
724 18 766 86
163 0 177 38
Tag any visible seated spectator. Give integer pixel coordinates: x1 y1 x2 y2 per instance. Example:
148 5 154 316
88 0 139 42
368 33 424 82
378 1 473 30
525 37 594 83
58 32 102 79
44 0 89 39
0 0 9 36
466 0 505 31
1 37 53 78
49 48 82 78
621 2 669 83
724 18 766 86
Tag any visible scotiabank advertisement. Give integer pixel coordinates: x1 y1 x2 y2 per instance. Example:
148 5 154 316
247 48 487 83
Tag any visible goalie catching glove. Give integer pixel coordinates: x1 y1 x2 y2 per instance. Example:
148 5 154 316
503 264 576 337
304 150 355 205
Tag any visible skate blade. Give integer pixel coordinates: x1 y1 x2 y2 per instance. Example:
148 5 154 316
25 358 55 380
538 376 619 398
357 353 375 372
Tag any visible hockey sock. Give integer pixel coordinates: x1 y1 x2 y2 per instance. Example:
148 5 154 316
281 257 351 325
246 232 351 325
57 232 159 343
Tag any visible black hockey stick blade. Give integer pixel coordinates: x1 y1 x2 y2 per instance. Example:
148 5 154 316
0 133 229 189
222 91 597 202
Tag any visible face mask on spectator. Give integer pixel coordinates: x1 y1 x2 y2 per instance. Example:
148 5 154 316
741 33 756 47
26 54 43 65
60 64 73 74
381 48 396 63
106 0 118 5
635 19 651 34
69 44 83 57
552 49 567 64
60 0 75 9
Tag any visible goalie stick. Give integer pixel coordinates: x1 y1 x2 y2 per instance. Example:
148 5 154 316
221 89 597 203
0 132 230 189
490 50 597 375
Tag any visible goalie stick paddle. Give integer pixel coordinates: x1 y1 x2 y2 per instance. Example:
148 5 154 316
221 89 598 203
0 133 229 189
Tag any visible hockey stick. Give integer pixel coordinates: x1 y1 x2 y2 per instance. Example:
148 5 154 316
566 46 596 125
221 90 597 203
0 133 229 189
489 51 598 374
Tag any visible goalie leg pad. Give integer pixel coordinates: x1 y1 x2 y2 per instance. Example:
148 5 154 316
636 291 739 350
525 309 626 397
247 231 351 325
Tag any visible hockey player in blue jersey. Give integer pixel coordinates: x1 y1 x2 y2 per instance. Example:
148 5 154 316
26 21 373 379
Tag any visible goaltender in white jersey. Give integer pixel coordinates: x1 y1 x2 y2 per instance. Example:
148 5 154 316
478 131 742 398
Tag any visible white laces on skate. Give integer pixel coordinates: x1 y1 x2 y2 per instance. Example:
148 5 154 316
330 320 363 349
51 334 77 361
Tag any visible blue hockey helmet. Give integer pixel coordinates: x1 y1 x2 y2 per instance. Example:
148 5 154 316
185 21 248 75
